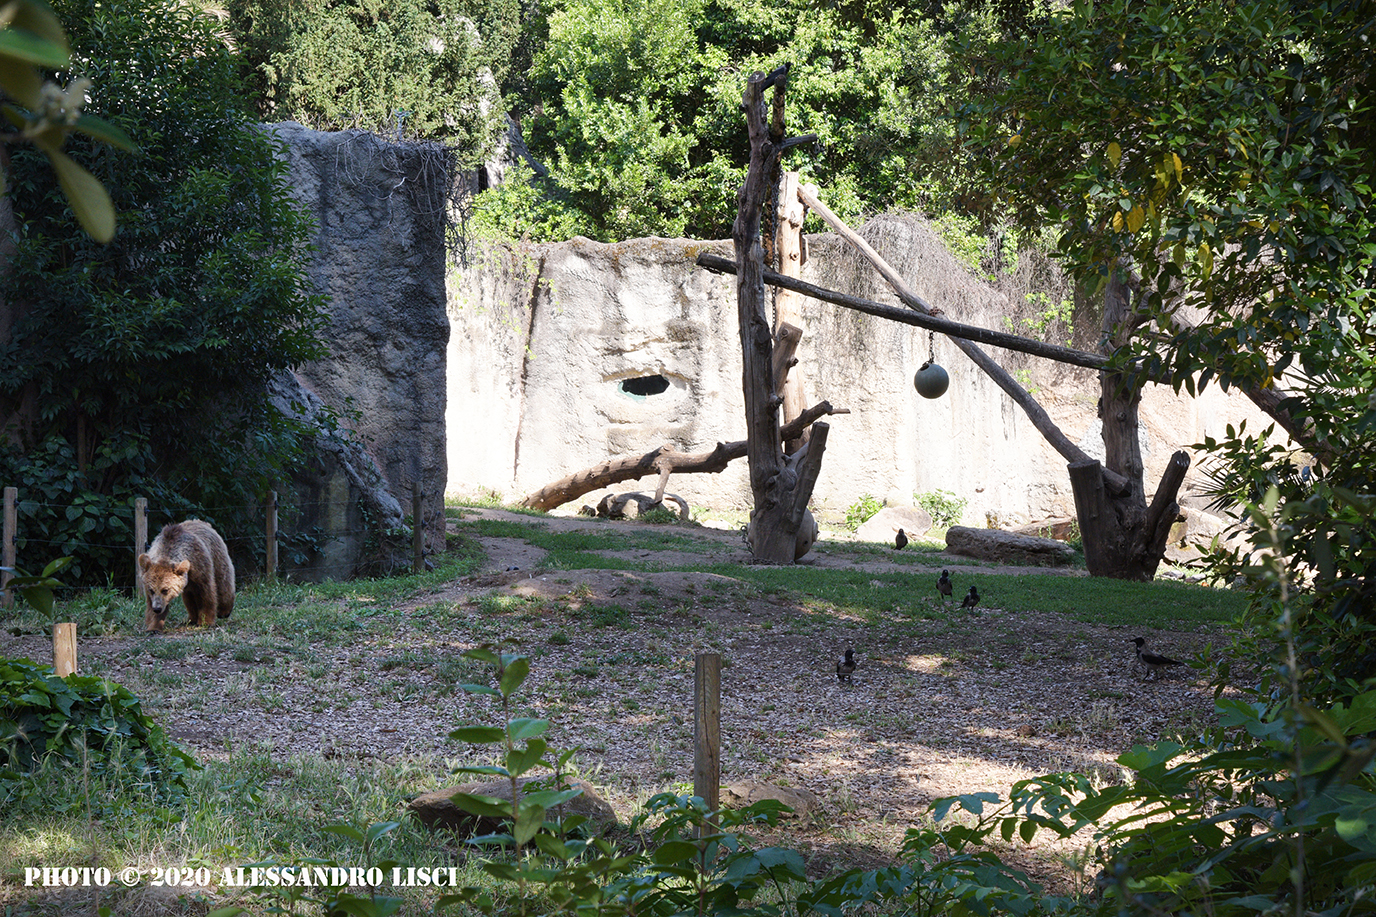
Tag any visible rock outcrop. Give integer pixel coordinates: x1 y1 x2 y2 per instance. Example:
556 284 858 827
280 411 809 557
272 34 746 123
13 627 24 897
269 123 450 576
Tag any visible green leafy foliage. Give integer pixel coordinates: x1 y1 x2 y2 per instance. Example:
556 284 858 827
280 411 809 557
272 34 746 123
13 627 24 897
0 555 70 618
0 0 134 241
915 488 967 530
227 0 520 160
0 0 328 586
0 657 197 808
957 0 1375 702
843 493 882 531
491 0 1014 241
924 689 1376 917
1203 440 1376 706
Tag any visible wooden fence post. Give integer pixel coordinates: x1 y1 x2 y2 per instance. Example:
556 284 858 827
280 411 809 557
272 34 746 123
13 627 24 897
265 490 278 579
694 652 721 831
2 486 16 609
53 622 77 677
133 497 147 593
412 482 424 574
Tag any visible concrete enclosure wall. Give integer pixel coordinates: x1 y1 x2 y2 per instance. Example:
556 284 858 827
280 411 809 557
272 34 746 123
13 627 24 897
447 215 1275 529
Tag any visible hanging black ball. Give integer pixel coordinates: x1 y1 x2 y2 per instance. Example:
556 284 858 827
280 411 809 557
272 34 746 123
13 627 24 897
914 361 949 399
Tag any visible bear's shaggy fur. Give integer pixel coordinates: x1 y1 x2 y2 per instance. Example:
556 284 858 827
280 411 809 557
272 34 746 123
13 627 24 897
139 520 235 633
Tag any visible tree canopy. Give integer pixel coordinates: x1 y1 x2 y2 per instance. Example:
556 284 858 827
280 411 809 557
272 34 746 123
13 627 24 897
0 0 326 582
228 0 521 167
478 0 1012 240
956 0 1375 700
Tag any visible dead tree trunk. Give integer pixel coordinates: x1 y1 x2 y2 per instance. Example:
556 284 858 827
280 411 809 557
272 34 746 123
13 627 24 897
519 401 846 512
736 66 826 564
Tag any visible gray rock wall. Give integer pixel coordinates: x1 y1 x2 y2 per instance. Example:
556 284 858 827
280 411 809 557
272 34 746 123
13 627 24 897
270 124 449 574
448 214 1277 529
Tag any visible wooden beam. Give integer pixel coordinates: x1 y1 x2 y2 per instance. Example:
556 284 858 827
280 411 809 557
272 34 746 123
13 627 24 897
519 400 849 511
696 251 1109 370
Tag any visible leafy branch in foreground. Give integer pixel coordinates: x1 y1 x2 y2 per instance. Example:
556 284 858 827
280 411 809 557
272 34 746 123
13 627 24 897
0 0 134 239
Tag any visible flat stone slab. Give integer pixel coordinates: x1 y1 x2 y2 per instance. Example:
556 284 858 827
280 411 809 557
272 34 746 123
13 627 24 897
720 781 820 819
945 525 1077 566
409 776 617 835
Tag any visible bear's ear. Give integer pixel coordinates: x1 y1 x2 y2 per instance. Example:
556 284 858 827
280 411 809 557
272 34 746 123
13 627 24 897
138 554 152 571
174 560 191 576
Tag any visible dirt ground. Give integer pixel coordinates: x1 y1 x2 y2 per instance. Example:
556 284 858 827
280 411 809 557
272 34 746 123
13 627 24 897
1 507 1229 888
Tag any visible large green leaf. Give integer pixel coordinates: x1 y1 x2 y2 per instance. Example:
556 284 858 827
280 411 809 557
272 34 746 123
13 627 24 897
47 148 116 242
0 27 67 68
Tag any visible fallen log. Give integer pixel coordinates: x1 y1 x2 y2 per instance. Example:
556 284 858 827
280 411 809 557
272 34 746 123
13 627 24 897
520 400 848 512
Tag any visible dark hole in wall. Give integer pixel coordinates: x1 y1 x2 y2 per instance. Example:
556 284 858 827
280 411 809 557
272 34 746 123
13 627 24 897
620 375 670 397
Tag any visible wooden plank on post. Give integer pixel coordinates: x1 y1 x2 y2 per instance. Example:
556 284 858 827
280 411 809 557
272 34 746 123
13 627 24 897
2 486 15 609
775 170 809 453
53 622 77 677
412 482 424 574
693 652 721 829
133 496 148 594
265 490 278 579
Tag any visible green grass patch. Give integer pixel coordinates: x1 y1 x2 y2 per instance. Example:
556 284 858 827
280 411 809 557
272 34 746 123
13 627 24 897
456 517 731 565
707 565 1242 632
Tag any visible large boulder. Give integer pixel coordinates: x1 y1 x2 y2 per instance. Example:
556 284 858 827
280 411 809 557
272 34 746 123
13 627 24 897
945 525 1077 566
409 776 617 836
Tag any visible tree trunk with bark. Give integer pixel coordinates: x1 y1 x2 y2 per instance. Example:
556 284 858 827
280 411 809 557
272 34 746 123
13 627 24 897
1071 267 1190 578
736 66 827 564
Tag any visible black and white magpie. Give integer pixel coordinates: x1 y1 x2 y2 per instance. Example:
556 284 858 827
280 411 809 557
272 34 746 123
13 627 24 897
937 569 953 600
1132 637 1185 680
836 648 857 683
961 584 980 608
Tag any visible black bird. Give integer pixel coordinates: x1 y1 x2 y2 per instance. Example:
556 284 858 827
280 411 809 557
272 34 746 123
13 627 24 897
1132 637 1185 680
836 648 857 683
961 585 980 608
895 529 909 550
937 570 953 600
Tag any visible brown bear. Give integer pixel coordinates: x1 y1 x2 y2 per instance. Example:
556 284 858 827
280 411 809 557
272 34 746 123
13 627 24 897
139 520 235 633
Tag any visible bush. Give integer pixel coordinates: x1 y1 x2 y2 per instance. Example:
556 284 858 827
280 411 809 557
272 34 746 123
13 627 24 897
916 488 967 529
0 658 197 810
843 494 882 531
227 0 520 156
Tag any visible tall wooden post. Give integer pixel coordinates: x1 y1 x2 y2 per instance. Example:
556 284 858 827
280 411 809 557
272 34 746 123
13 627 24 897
412 482 424 574
693 652 721 830
2 486 16 609
53 623 77 677
265 490 278 578
133 497 148 593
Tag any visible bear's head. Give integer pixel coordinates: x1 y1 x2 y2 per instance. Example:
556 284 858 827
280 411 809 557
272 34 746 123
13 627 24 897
139 554 192 633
